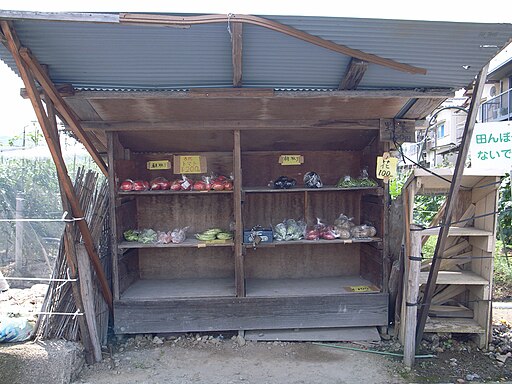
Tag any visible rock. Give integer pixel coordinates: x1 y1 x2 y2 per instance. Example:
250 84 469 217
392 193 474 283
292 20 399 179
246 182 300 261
380 333 391 341
434 347 444 353
496 354 509 363
152 336 164 345
456 379 465 383
236 335 246 347
466 373 480 381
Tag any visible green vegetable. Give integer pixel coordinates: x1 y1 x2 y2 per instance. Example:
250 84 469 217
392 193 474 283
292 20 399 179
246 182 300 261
216 232 233 240
139 229 157 244
195 233 218 241
274 223 287 241
123 229 140 242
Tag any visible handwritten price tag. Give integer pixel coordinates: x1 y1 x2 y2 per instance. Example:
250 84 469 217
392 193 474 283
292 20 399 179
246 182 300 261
279 154 304 166
174 155 207 174
146 160 171 170
347 285 372 292
376 152 398 182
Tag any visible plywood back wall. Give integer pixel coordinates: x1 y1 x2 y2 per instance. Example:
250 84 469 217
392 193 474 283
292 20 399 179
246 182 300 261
245 244 360 279
242 151 362 187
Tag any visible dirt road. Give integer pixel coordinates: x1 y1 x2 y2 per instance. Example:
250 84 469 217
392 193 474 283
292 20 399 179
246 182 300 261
75 335 406 384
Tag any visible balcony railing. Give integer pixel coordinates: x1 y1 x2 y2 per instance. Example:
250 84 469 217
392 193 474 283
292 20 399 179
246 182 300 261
480 89 511 122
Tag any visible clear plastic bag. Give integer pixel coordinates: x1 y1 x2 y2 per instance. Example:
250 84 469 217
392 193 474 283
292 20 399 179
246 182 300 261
170 226 189 244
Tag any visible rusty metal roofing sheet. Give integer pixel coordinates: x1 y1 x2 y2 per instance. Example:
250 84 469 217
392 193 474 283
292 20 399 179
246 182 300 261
0 13 511 90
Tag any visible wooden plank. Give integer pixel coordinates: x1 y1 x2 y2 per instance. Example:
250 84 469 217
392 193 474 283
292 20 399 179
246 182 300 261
83 119 382 132
245 245 360 279
118 239 234 249
402 98 445 119
0 10 119 22
419 271 488 285
114 293 389 333
107 132 120 300
245 276 378 297
233 130 244 297
431 285 467 305
71 88 453 100
77 244 102 362
121 278 235 299
1 21 113 311
138 248 235 280
120 13 427 75
404 227 421 368
339 58 368 90
420 227 492 237
429 305 473 318
20 83 75 99
245 327 381 342
471 176 500 205
19 47 108 176
424 317 485 334
422 200 446 246
231 22 243 87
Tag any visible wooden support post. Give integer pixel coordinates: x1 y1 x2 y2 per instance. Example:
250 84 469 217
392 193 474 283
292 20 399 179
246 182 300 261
77 244 102 362
15 194 25 272
404 225 422 368
233 130 244 297
18 47 108 176
1 20 113 311
416 64 489 348
339 58 368 90
231 22 243 87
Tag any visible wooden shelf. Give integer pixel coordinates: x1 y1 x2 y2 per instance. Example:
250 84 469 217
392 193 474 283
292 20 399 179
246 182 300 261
424 317 485 334
243 186 382 193
246 276 380 297
120 278 235 299
244 237 381 247
419 270 488 285
118 238 234 249
118 190 233 196
419 227 493 237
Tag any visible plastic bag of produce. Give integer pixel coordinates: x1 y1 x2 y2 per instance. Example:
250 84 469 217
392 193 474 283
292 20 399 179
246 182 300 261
273 222 287 241
336 175 356 188
139 228 157 244
272 176 296 189
351 224 377 238
157 231 172 244
333 214 355 230
123 229 140 242
356 168 378 187
171 226 189 244
303 171 323 188
285 219 305 240
0 317 35 343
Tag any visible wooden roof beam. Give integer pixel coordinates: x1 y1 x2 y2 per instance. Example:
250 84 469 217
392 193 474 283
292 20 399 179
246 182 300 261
18 47 108 176
231 21 243 87
120 13 427 75
339 58 368 90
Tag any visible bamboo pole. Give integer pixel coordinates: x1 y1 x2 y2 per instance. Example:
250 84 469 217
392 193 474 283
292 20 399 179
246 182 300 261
1 20 113 311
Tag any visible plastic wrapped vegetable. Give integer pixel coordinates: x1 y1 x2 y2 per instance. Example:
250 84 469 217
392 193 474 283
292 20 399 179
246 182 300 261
285 219 305 240
333 213 355 230
170 226 189 244
139 228 157 244
123 229 140 242
157 231 172 244
272 176 296 189
356 168 378 187
350 224 376 238
303 171 323 188
336 175 357 188
333 227 351 239
273 222 287 241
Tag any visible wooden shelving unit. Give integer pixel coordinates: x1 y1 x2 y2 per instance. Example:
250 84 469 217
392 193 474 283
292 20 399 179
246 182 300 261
109 128 389 335
399 169 500 349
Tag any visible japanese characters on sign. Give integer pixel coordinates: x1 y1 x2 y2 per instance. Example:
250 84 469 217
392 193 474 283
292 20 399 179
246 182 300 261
376 153 398 180
278 154 304 166
173 155 207 174
146 160 171 170
380 119 416 143
470 122 512 171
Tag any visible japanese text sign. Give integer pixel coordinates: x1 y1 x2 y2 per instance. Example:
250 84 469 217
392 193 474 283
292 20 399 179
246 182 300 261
146 160 171 170
173 155 207 174
278 154 304 166
376 153 398 180
470 122 512 171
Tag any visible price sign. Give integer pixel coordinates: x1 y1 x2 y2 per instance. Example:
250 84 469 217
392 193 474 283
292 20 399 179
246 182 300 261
279 154 304 166
376 152 398 181
146 160 171 170
174 155 207 174
347 285 373 292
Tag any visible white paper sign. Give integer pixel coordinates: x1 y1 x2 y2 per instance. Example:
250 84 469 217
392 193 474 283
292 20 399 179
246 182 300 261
470 122 512 171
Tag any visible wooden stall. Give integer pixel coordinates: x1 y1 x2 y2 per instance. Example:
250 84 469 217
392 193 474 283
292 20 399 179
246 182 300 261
106 100 390 335
1 10 511 342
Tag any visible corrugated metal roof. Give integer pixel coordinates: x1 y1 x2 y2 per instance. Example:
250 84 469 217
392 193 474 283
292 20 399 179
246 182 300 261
0 13 511 90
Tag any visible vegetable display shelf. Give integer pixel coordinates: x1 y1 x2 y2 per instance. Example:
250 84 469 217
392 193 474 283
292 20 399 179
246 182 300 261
118 190 233 195
118 238 234 249
243 237 382 247
243 186 383 194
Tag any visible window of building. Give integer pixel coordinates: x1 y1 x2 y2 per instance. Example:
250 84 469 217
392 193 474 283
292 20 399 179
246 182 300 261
437 123 446 138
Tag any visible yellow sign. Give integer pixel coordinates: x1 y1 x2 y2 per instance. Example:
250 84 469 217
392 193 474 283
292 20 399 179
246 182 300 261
146 160 171 170
279 154 304 166
376 153 398 180
174 155 207 174
347 285 372 292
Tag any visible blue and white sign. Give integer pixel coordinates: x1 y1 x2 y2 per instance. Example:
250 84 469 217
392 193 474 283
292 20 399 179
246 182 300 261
470 122 512 171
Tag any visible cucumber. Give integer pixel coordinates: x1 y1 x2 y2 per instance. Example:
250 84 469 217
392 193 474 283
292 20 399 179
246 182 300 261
216 232 233 240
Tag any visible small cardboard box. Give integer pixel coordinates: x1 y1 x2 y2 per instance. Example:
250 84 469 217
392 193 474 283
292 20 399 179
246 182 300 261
243 229 273 244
